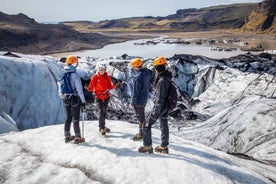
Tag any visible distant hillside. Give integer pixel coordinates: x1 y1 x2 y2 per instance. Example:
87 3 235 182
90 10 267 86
1 1 275 54
241 0 276 33
63 3 258 32
0 12 134 54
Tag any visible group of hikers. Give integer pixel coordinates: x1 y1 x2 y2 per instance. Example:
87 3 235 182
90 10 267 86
58 55 172 154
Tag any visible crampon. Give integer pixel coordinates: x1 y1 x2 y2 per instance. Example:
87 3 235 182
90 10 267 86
138 146 153 154
155 146 169 154
73 137 85 144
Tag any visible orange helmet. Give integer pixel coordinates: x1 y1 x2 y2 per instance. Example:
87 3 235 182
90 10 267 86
130 58 143 68
66 55 78 65
153 56 166 66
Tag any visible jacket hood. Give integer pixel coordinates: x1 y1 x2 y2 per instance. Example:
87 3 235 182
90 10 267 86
133 68 151 82
63 65 77 73
139 68 151 75
154 69 172 88
160 69 172 80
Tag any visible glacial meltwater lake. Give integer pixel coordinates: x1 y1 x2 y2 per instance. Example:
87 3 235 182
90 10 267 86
50 38 252 59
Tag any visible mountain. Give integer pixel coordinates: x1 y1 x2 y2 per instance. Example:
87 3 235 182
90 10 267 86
0 12 137 54
241 0 276 33
64 1 276 34
0 120 274 183
1 1 275 55
63 3 259 32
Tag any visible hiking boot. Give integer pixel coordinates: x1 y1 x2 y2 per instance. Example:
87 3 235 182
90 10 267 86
138 146 153 154
99 127 110 133
73 137 85 144
155 146 169 154
100 128 106 136
104 127 110 133
65 135 75 143
132 133 142 141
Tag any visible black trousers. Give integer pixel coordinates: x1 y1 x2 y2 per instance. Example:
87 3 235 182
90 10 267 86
64 96 81 137
133 105 146 135
96 97 110 130
143 109 169 147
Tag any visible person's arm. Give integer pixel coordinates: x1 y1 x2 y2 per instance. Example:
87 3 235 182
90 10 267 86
131 74 143 105
145 78 167 128
72 74 86 103
152 78 167 117
88 75 97 93
106 75 116 90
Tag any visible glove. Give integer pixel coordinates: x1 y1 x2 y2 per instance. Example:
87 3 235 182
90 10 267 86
115 82 122 89
150 111 158 119
81 103 86 109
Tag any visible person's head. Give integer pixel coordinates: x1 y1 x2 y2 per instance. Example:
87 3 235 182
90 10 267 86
130 58 143 70
153 56 167 73
66 55 79 68
98 63 107 75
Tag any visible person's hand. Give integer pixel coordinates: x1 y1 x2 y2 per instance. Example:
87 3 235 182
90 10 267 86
83 85 89 90
129 104 134 109
150 111 158 119
115 83 121 88
81 103 86 109
103 89 110 93
58 92 63 98
115 82 124 89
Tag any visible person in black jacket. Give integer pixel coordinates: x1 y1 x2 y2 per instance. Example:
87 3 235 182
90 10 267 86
130 58 151 141
138 56 172 154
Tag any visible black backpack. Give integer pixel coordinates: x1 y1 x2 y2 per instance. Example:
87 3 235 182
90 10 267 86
167 81 178 111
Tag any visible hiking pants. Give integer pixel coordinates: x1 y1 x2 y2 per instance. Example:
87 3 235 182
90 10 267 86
96 97 110 130
143 109 169 147
64 96 81 137
133 105 146 135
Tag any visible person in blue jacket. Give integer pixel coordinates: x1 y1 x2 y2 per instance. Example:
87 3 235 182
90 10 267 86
58 55 86 144
130 58 151 141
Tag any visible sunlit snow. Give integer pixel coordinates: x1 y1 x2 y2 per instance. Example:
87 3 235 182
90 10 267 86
0 120 274 184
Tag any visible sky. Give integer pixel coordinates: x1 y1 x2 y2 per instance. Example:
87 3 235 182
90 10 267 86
0 120 274 183
1 0 262 23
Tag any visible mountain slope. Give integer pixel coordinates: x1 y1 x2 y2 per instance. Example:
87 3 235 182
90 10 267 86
0 120 274 184
241 0 276 33
63 3 257 32
0 12 136 54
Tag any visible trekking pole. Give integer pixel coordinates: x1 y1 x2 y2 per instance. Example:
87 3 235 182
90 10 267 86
81 107 85 141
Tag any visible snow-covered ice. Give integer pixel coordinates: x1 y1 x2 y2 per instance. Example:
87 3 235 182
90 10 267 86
0 120 274 184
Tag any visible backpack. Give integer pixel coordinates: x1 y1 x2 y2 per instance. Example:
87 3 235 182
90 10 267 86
58 72 75 99
167 81 178 111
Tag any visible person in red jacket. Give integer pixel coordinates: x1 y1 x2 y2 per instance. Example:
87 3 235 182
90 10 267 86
88 63 116 135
